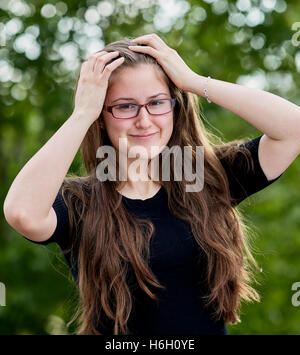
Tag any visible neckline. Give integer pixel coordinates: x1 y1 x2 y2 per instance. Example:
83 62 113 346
120 186 166 216
119 186 163 202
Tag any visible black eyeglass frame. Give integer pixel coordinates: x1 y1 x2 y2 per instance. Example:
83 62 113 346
103 98 176 119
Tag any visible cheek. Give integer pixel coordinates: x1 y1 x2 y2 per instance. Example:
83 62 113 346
106 119 132 137
104 120 134 151
159 115 173 138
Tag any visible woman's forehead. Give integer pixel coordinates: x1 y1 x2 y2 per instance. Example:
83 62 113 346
107 65 170 99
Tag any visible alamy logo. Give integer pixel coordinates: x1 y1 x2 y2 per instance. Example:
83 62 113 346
0 282 5 306
96 139 205 193
291 282 300 307
0 23 5 46
292 22 300 46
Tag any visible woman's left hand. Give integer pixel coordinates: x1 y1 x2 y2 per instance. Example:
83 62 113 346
128 33 196 91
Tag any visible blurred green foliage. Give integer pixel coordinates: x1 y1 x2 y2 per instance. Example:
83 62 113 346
1 0 300 335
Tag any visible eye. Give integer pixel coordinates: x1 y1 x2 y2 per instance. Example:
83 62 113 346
148 100 164 106
116 103 136 110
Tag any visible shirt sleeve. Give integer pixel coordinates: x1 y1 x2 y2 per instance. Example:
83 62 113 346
22 184 71 251
219 135 283 207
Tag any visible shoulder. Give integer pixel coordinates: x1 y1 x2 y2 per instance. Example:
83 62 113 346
216 135 282 207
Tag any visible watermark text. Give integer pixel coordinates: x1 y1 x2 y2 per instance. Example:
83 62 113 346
291 282 300 307
0 282 6 306
292 22 300 46
96 139 204 193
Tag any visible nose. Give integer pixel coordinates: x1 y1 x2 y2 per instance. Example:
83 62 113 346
134 105 152 129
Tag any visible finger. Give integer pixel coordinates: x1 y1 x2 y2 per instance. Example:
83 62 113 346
87 56 97 72
128 45 158 59
94 51 120 73
84 51 108 71
131 33 164 49
79 60 90 75
102 57 125 81
87 50 108 61
94 50 108 56
92 51 120 72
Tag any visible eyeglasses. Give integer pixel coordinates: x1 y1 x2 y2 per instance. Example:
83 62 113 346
103 98 176 119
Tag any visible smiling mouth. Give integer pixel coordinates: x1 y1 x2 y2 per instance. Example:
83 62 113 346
130 132 158 138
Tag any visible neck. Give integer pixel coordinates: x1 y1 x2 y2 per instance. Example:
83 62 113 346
117 158 161 199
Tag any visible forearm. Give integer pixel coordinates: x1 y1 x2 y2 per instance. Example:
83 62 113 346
4 112 91 222
187 74 300 141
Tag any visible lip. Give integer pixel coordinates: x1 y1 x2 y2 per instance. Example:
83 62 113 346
129 132 158 140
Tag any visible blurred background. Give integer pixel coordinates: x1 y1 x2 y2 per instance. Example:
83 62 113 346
1 0 300 335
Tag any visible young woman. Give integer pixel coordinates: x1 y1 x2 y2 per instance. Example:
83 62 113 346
3 34 300 335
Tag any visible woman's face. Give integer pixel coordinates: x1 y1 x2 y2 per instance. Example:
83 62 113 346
101 64 174 162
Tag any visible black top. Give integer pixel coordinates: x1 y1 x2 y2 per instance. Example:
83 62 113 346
23 135 283 334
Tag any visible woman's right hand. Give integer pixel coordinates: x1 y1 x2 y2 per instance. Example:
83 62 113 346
73 51 124 123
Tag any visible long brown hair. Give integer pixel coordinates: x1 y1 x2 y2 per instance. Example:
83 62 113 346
61 38 260 335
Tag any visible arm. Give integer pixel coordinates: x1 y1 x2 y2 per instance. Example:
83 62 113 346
187 75 300 143
128 33 300 181
187 75 300 180
3 112 91 240
3 50 124 241
220 135 283 207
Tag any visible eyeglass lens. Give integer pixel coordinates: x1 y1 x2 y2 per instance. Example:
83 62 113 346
112 99 173 119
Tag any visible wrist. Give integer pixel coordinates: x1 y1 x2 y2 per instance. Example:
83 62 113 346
185 74 212 102
184 73 206 95
69 111 94 129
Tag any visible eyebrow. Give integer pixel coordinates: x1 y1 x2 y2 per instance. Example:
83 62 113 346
111 93 168 104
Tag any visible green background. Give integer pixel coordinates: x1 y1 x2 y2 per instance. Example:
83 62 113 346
1 0 300 334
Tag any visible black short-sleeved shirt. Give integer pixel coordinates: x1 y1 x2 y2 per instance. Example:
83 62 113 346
23 135 283 334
